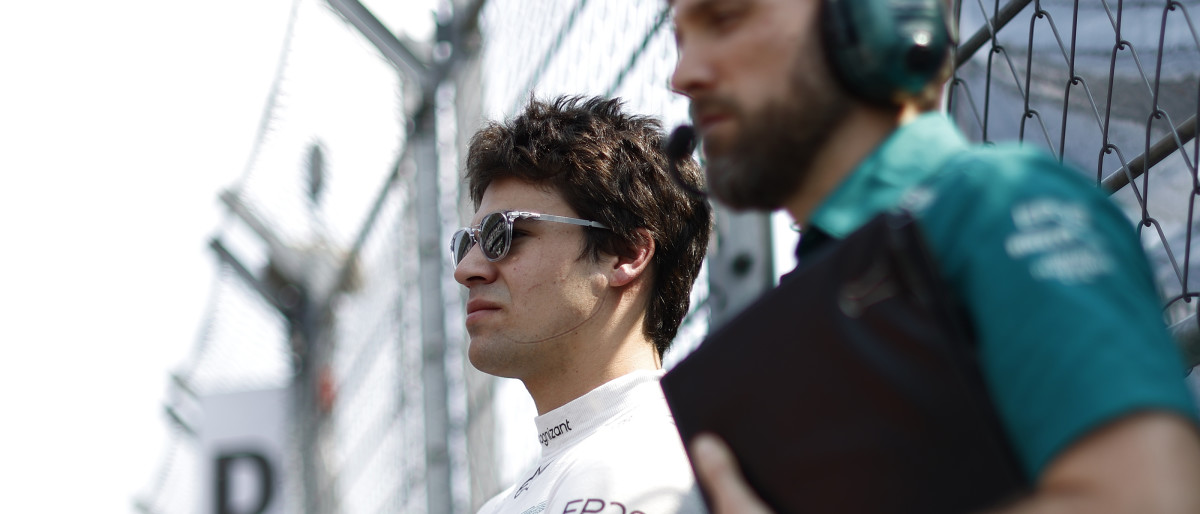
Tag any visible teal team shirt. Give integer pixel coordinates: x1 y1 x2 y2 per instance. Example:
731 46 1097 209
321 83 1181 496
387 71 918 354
800 112 1199 479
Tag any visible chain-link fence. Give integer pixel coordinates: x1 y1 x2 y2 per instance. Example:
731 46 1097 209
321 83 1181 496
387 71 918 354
137 0 1199 513
135 0 425 511
948 0 1199 325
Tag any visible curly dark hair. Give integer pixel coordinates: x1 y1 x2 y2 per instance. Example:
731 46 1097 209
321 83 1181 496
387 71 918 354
465 95 712 358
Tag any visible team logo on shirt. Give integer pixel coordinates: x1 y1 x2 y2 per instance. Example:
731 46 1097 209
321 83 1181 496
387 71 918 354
538 419 572 446
514 464 546 498
1005 198 1113 283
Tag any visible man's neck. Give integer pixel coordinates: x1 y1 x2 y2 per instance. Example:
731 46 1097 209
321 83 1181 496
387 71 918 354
522 329 660 416
784 103 922 225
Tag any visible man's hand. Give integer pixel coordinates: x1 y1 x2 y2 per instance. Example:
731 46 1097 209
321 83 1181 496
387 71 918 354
988 412 1200 514
690 433 774 514
692 412 1200 514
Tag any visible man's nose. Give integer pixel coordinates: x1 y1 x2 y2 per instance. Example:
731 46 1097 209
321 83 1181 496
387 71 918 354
670 43 713 97
453 242 496 286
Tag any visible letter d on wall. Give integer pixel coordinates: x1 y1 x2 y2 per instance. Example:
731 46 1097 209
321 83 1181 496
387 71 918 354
200 388 290 514
214 451 274 514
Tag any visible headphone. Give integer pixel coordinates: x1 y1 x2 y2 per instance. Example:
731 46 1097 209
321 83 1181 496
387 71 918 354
820 0 953 105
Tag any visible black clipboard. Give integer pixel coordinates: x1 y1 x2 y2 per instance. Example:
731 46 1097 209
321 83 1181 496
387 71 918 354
662 212 1028 513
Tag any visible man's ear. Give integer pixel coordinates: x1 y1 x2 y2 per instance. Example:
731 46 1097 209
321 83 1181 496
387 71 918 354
610 228 655 287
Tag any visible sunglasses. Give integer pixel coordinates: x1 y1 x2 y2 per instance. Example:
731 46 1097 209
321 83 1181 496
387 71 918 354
450 210 610 266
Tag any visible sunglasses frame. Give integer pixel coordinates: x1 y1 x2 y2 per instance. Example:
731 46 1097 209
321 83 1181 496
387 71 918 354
450 210 610 266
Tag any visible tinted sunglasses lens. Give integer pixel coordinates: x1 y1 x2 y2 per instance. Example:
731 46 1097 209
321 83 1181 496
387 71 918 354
478 213 510 260
451 229 473 265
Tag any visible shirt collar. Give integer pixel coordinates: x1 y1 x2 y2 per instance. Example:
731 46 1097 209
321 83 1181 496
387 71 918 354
803 112 967 243
533 369 665 457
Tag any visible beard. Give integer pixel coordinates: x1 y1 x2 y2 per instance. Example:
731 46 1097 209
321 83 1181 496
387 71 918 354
699 60 852 211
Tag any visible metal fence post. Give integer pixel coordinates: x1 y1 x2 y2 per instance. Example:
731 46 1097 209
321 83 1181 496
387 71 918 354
707 208 775 329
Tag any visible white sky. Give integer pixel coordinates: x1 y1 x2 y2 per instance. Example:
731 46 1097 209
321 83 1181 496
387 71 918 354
0 1 432 511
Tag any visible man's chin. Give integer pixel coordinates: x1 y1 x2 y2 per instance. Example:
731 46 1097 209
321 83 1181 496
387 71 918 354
698 128 735 158
706 155 794 211
467 341 516 377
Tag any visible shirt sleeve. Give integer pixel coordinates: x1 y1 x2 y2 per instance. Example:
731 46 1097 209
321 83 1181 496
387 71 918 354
915 146 1199 479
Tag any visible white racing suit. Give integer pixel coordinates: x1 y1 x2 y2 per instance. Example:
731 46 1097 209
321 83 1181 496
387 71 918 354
477 370 703 514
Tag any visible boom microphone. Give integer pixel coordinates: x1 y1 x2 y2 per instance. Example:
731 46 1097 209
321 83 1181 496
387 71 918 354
665 125 708 198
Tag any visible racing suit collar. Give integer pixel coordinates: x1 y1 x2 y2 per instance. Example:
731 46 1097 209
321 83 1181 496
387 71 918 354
532 369 665 456
802 112 968 246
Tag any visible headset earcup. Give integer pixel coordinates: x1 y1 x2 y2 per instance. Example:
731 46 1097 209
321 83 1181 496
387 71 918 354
821 0 951 105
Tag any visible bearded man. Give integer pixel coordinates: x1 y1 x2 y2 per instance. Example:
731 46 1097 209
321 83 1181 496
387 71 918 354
668 0 1200 512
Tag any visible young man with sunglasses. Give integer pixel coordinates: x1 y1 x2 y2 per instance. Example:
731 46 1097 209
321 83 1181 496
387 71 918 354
453 96 711 513
668 0 1200 512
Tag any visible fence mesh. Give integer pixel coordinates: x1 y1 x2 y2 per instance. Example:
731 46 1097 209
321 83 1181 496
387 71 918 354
948 0 1200 322
137 1 1200 512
